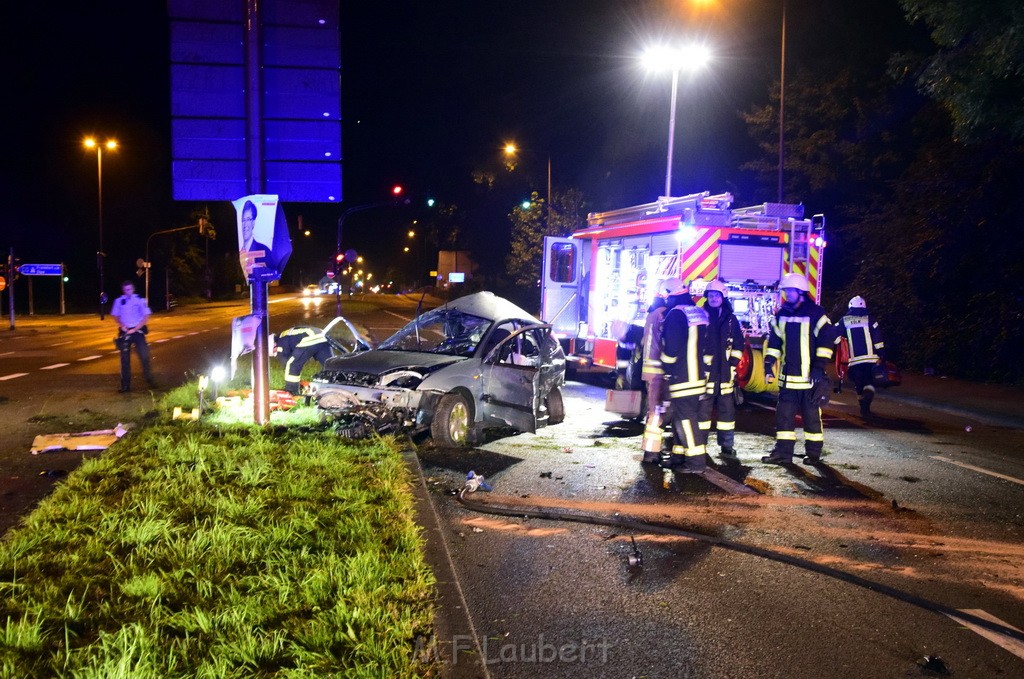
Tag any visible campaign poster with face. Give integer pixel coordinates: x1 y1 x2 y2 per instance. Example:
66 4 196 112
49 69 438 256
232 194 292 281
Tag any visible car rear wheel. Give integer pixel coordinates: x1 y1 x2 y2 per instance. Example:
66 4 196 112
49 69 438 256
545 386 565 424
432 393 473 447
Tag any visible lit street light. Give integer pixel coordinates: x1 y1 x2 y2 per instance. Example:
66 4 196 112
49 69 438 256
504 142 552 224
641 44 711 198
83 136 117 318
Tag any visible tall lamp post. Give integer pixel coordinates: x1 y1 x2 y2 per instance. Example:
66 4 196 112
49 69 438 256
641 45 710 198
83 137 117 319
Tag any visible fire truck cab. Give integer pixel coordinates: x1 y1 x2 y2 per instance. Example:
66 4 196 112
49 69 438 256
540 191 825 395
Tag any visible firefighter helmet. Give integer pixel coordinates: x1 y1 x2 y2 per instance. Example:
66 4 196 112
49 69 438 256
849 295 867 308
705 280 728 296
659 278 689 297
779 273 809 292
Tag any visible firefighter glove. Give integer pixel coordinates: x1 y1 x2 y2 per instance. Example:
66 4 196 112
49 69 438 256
764 362 776 383
810 366 827 383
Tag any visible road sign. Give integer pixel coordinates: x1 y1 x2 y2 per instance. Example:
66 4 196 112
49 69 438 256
18 264 63 276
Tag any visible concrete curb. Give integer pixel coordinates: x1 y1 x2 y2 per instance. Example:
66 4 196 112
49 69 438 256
402 447 489 679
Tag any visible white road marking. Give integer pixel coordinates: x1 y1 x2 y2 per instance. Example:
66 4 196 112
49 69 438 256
173 335 185 339
385 311 413 322
40 363 70 370
0 373 29 381
154 338 169 343
0 351 14 357
187 331 199 336
48 341 73 347
931 455 1024 487
946 609 1024 661
77 355 102 362
269 297 297 304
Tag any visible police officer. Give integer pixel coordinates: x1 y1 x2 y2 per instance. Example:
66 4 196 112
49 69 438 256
698 280 746 459
110 281 156 393
835 295 885 417
272 326 333 395
762 273 837 465
639 280 673 463
661 279 711 472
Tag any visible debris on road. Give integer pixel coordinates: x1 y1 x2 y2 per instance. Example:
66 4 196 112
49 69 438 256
917 655 950 675
31 424 130 454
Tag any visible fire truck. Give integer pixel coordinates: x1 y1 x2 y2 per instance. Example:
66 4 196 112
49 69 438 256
540 191 826 396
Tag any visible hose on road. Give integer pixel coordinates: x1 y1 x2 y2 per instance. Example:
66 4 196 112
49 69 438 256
457 488 1024 644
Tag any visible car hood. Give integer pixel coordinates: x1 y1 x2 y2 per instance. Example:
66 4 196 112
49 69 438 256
320 349 466 377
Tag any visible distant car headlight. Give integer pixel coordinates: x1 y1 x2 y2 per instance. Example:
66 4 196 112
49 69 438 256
303 288 312 297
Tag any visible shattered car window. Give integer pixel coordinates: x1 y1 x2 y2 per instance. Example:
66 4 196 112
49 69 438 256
377 309 492 357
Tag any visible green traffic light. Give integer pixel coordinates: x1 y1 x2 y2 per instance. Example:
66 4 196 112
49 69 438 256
426 198 435 207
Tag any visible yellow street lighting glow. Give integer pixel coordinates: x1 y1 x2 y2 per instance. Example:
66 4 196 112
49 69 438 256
403 246 410 252
83 137 97 149
504 143 517 155
106 140 118 150
408 230 415 238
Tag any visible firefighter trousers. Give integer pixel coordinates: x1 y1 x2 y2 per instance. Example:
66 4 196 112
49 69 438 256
669 394 707 471
641 375 668 454
698 381 736 449
774 387 824 460
283 345 332 395
848 363 876 412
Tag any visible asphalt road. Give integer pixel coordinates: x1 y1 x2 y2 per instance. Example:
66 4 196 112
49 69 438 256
2 294 1022 678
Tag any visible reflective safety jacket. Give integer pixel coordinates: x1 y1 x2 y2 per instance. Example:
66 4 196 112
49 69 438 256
765 299 836 390
275 326 329 361
704 301 745 393
835 308 884 367
641 302 668 383
661 300 710 399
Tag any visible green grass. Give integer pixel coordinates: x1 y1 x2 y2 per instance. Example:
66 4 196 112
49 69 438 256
0 421 435 676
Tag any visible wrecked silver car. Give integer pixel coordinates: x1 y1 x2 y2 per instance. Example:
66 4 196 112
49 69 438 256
309 291 566 446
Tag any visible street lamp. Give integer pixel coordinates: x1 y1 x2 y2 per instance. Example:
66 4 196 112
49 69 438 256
503 142 552 223
84 136 117 318
641 44 711 198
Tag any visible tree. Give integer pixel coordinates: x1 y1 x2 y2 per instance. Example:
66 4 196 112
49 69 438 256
894 0 1024 141
505 189 586 288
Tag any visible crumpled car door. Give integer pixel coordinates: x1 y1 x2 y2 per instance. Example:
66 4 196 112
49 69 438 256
480 326 541 433
322 316 373 355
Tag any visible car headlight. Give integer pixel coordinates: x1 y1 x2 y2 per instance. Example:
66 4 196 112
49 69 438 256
379 370 425 389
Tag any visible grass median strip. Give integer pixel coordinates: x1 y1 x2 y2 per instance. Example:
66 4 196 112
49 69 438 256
0 423 435 677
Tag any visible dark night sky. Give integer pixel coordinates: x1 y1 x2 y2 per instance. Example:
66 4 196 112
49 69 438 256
0 0 915 305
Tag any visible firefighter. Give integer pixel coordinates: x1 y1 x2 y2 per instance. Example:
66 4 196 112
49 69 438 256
698 280 746 459
272 326 333 395
661 279 711 472
835 295 885 417
762 273 837 465
639 280 674 464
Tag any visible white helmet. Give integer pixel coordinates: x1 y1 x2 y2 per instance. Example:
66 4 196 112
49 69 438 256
705 280 728 296
659 278 689 297
849 295 867 308
779 273 809 293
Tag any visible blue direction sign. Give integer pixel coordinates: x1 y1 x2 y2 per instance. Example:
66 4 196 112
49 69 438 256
18 264 63 276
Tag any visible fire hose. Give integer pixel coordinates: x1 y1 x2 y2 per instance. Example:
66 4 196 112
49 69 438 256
456 479 1024 645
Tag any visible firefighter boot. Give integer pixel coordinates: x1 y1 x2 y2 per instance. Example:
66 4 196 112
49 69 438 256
859 386 875 417
641 407 666 464
761 442 794 465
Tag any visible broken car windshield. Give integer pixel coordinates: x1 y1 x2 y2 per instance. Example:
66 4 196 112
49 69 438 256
377 309 491 357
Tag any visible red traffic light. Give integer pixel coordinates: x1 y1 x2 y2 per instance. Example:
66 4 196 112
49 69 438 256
336 253 345 262
392 185 403 196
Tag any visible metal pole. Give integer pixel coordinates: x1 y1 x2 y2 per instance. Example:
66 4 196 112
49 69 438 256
546 155 552 230
7 248 14 330
60 264 66 315
27 278 33 316
664 67 680 198
246 0 270 425
335 214 343 317
778 0 786 203
97 146 106 320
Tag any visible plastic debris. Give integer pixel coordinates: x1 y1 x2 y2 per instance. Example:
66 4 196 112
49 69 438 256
539 471 553 479
917 655 950 675
464 471 492 493
627 536 643 568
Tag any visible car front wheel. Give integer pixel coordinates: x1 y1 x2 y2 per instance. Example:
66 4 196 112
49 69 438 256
545 386 565 424
431 393 473 447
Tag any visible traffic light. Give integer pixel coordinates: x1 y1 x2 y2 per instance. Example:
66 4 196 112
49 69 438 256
392 185 403 197
336 252 345 263
426 198 435 207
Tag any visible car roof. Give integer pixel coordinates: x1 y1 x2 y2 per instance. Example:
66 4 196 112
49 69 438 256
438 291 541 324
